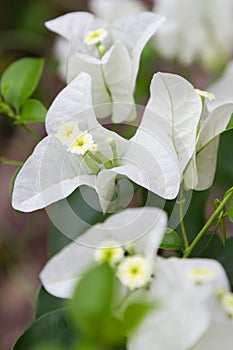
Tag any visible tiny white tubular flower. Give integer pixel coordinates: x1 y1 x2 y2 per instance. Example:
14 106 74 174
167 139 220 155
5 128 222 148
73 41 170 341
128 257 230 350
187 267 216 285
55 121 81 146
184 80 233 191
117 255 153 290
40 207 167 298
12 72 180 213
220 291 233 319
195 89 215 102
94 239 124 266
68 131 97 155
84 28 108 45
40 202 232 349
141 71 233 191
153 0 233 69
45 11 165 122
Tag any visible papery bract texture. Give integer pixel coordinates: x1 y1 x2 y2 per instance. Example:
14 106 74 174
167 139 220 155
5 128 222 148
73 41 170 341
12 72 180 213
46 11 165 122
40 207 167 298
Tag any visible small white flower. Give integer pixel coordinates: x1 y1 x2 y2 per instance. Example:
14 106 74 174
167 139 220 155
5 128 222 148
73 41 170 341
39 205 232 350
94 239 124 266
128 257 231 350
40 207 167 298
195 89 215 101
117 255 153 290
187 267 216 285
141 71 233 191
56 121 80 146
45 11 165 122
12 72 180 213
68 131 97 156
84 28 108 45
218 290 233 319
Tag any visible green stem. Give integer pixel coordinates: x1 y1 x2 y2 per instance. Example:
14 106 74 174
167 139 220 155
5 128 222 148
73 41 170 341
108 138 120 167
95 41 113 104
178 185 189 250
0 157 23 166
183 187 233 258
1 100 41 141
197 218 221 257
21 124 41 141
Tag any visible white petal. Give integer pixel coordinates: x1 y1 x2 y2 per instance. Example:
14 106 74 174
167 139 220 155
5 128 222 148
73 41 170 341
143 72 202 171
197 104 233 152
194 322 233 350
45 73 97 134
66 51 112 119
45 12 107 51
183 153 198 189
169 257 229 294
12 136 95 212
113 12 165 81
184 136 219 190
96 169 118 213
103 42 136 122
185 103 233 190
121 121 180 199
194 137 219 190
40 207 167 298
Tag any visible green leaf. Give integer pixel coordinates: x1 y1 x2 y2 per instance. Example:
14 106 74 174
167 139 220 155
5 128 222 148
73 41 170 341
227 198 233 222
123 301 155 334
15 99 47 124
35 286 66 319
160 228 182 251
0 57 44 110
13 309 76 350
215 130 233 188
68 263 115 337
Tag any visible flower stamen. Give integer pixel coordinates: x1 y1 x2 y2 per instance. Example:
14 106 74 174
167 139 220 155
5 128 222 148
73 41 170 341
195 88 215 101
84 28 108 46
117 255 153 291
94 240 124 266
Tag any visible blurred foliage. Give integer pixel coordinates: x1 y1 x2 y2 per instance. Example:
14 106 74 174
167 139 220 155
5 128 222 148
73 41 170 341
14 262 153 350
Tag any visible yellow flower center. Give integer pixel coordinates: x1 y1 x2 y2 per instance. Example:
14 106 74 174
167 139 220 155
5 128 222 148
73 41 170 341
84 28 108 45
69 132 97 156
187 267 215 285
117 255 153 291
